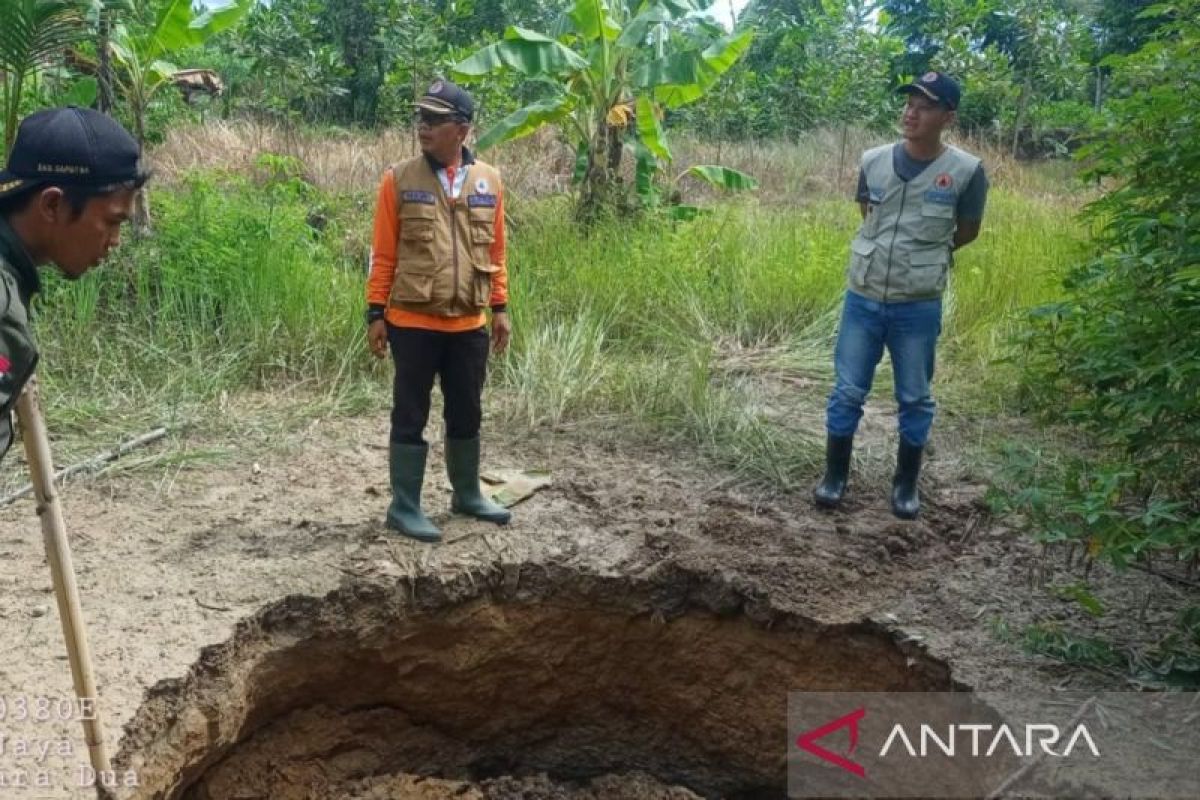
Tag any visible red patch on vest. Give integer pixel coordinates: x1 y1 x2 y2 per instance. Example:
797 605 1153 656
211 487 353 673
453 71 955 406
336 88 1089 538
935 173 953 189
0 355 10 378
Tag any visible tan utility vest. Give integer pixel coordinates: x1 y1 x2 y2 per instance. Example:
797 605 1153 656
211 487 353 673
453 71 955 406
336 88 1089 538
847 143 980 302
387 155 502 317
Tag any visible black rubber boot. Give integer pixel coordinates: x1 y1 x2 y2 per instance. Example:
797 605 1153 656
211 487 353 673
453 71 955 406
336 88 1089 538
813 434 854 509
386 442 441 542
446 437 511 525
891 438 924 520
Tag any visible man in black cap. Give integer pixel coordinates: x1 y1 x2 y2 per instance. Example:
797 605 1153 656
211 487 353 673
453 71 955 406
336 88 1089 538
813 71 988 519
365 79 511 542
0 107 146 463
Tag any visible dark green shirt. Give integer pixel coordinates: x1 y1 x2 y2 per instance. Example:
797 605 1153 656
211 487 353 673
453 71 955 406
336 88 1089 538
0 216 41 462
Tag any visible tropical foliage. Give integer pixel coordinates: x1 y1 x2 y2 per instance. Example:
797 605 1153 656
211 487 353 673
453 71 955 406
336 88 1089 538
1006 0 1200 568
451 0 755 218
0 0 88 154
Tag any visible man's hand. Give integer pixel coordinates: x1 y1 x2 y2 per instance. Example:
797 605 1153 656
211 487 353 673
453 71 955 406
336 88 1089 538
491 311 511 355
953 220 982 251
368 319 388 359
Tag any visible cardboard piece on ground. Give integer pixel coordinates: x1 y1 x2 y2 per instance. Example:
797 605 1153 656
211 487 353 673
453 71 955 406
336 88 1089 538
479 469 552 508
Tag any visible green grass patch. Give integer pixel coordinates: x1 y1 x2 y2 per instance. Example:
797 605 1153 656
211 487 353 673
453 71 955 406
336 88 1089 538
499 191 1082 483
32 171 375 440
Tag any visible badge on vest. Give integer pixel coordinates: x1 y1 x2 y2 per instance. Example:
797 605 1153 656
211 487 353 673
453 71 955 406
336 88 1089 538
868 188 884 204
467 193 497 208
923 189 956 205
401 190 436 204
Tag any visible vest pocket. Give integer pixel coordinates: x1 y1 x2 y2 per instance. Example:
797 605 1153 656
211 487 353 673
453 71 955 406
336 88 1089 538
400 203 437 244
390 271 433 304
471 262 499 309
395 205 437 305
848 237 876 288
918 201 955 241
906 246 950 295
468 207 495 245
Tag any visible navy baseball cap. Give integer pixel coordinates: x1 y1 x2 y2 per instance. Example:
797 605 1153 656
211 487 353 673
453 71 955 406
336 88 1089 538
0 106 142 201
897 71 961 110
415 79 474 121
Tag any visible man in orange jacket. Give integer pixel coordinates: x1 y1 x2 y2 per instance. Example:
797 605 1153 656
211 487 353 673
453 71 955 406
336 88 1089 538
366 79 511 542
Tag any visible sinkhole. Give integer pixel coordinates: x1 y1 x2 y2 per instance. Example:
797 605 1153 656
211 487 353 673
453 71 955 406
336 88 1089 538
112 563 966 799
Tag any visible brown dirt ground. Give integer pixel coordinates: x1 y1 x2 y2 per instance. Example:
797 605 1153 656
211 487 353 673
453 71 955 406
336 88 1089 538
0 399 1194 798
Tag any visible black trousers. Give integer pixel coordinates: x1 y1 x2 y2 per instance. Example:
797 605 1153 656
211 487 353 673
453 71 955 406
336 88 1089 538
387 324 490 445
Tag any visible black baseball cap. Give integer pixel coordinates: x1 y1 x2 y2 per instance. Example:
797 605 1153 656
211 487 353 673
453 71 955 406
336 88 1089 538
0 106 142 201
415 79 474 121
897 71 961 110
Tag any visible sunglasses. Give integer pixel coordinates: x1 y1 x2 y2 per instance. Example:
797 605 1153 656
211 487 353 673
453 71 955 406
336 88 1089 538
415 111 464 127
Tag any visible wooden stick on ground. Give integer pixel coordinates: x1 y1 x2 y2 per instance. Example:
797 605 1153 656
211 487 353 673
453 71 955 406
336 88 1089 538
14 380 112 789
985 695 1097 799
0 426 167 507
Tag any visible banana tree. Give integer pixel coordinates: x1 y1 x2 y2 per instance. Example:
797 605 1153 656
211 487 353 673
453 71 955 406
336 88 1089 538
109 0 252 149
87 0 135 114
452 0 755 221
108 0 251 229
0 0 89 155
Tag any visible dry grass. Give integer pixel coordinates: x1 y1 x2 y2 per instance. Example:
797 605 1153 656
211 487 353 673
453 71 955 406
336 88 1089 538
149 119 1081 205
151 121 408 194
151 121 577 199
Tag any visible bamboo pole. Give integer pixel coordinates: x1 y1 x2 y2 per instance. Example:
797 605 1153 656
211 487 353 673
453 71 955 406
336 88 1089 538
14 380 112 786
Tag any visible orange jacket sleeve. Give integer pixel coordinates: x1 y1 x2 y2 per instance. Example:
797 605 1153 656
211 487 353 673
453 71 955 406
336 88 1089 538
367 169 398 309
489 187 508 308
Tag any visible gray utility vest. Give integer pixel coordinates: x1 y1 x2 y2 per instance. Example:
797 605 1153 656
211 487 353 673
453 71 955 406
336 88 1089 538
0 232 40 462
847 143 981 302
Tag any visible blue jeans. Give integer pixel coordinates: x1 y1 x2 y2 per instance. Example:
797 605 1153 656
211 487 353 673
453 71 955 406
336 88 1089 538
825 290 943 447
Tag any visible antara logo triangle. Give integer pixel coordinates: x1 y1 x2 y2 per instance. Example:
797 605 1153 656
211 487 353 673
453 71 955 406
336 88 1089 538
796 707 867 778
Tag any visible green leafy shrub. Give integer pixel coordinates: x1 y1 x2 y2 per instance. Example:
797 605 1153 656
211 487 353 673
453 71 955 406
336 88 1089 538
1011 1 1200 567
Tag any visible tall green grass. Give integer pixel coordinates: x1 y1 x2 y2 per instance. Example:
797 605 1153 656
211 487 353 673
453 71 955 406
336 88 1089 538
33 171 371 440
26 170 1083 486
941 191 1088 375
508 201 851 346
499 190 1084 484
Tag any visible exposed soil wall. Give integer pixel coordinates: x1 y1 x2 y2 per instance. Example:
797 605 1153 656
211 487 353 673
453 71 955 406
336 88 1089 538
113 565 963 799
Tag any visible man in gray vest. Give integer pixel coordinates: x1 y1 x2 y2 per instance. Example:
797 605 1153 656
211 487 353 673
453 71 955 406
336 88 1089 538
813 72 988 519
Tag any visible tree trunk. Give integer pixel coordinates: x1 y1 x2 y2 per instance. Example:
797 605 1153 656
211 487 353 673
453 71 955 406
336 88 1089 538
410 39 419 155
576 121 624 224
1010 78 1031 160
5 72 26 156
605 123 623 174
97 11 114 114
839 124 849 188
132 105 152 235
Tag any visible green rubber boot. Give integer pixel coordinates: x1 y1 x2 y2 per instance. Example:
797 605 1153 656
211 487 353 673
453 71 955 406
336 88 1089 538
386 442 441 542
445 436 511 525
